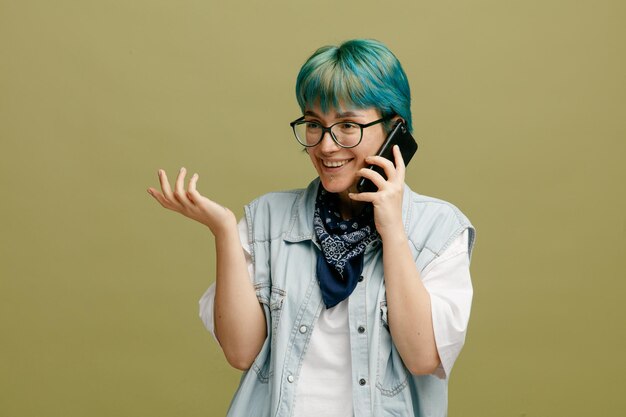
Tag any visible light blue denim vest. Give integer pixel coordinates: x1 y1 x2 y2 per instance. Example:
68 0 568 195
226 178 475 417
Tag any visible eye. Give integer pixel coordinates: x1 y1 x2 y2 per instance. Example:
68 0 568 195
305 121 321 129
336 122 359 131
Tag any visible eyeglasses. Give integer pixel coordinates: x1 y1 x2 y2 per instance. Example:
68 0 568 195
289 115 392 148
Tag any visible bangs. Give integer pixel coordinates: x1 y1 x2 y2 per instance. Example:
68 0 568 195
297 57 375 113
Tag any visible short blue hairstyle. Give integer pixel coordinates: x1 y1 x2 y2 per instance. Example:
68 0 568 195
295 39 412 132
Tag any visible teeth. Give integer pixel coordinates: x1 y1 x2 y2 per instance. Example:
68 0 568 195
323 160 349 168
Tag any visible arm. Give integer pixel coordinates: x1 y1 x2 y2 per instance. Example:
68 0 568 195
147 167 266 370
213 219 266 370
349 147 439 375
198 219 254 340
379 227 440 375
379 229 472 377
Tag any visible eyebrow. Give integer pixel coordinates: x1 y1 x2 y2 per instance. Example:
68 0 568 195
304 110 365 119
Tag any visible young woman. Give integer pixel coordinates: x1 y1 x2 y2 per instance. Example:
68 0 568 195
148 39 475 417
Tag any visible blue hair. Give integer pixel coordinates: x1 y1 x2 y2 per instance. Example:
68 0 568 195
295 39 412 132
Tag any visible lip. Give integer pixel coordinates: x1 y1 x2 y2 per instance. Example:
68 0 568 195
320 158 353 169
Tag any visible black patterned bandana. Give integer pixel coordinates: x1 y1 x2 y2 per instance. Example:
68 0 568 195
313 185 379 308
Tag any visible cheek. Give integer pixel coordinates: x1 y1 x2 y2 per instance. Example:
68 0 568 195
356 147 376 165
360 134 386 159
308 151 320 169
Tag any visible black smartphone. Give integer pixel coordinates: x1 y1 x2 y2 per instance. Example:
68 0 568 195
356 120 418 193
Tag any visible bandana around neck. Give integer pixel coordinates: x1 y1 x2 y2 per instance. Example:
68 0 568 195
313 185 380 308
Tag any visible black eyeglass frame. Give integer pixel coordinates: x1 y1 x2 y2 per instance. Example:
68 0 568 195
289 115 394 148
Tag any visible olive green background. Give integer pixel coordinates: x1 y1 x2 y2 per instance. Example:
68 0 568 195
1 0 624 416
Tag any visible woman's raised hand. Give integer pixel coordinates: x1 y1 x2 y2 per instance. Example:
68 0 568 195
147 167 237 236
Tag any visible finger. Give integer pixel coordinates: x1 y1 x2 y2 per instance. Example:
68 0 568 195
147 187 161 198
392 145 406 181
147 187 175 209
348 191 375 203
173 167 191 205
186 173 200 203
358 166 387 191
158 169 175 201
365 155 397 182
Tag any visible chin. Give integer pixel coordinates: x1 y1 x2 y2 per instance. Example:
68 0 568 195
319 177 355 195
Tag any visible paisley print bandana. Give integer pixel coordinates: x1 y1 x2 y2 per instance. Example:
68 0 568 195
313 185 379 308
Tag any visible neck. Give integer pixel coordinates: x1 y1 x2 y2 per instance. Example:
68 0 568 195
337 189 365 220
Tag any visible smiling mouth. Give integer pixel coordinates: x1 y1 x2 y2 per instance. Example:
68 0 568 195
322 159 352 168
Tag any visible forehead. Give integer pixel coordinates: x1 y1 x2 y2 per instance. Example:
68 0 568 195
304 102 380 120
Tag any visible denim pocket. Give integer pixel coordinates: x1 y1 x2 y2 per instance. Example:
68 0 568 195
268 287 286 334
376 300 409 397
252 285 286 382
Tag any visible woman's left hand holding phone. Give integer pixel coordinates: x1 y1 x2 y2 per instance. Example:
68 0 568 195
349 146 406 239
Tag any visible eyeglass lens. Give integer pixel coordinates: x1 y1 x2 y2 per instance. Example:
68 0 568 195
294 121 362 147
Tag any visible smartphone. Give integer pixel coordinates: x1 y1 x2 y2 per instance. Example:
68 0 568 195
356 120 418 193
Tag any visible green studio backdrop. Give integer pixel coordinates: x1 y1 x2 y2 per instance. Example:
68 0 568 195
1 0 624 416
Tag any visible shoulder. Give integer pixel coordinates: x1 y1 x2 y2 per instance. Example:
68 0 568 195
244 179 319 243
246 178 318 217
402 187 475 257
405 190 471 227
247 188 305 211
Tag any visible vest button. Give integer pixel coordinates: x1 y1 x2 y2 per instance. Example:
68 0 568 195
287 375 294 383
359 378 367 386
358 326 365 334
299 325 308 334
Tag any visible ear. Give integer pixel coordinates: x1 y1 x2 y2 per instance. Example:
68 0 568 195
392 115 405 126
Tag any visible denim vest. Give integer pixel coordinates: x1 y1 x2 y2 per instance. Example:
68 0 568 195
226 178 475 417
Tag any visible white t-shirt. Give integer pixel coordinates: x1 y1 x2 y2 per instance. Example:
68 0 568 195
199 218 472 417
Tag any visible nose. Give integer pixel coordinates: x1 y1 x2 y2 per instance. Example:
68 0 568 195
318 130 341 153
